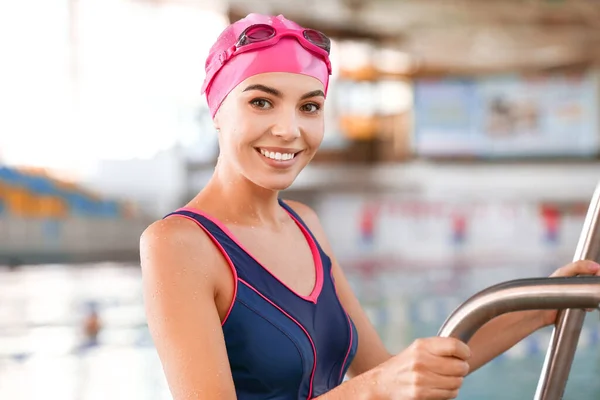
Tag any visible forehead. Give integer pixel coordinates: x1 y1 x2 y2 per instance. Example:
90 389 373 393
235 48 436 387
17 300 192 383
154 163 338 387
235 72 325 94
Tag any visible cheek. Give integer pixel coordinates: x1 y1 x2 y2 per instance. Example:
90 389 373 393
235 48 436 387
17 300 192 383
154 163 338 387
240 111 277 141
305 119 325 148
231 120 265 154
220 107 256 148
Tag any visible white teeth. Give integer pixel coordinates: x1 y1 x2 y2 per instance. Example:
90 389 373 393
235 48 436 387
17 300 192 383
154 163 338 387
259 149 296 161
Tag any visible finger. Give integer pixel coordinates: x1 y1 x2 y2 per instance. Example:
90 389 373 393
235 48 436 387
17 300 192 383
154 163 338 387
426 354 470 377
551 260 600 278
420 370 465 391
424 337 471 360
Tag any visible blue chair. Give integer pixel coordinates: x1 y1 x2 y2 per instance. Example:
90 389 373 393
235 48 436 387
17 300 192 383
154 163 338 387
0 166 21 183
25 176 59 196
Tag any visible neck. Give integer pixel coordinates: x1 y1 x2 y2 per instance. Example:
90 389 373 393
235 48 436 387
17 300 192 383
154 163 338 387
200 159 286 227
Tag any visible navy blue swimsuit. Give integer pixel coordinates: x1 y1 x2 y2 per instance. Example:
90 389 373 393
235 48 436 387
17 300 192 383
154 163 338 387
166 199 358 399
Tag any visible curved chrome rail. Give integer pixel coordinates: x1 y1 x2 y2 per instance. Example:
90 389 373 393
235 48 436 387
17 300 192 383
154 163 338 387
437 276 600 343
437 181 600 400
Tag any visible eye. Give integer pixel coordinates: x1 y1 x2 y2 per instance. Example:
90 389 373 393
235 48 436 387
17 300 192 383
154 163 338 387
249 98 273 110
300 103 321 114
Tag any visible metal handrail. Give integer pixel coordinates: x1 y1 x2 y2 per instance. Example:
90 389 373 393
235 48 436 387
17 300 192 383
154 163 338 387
437 181 600 400
535 182 600 400
437 276 600 342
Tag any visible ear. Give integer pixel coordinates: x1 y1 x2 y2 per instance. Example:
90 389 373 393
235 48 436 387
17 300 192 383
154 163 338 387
213 113 221 133
213 117 220 133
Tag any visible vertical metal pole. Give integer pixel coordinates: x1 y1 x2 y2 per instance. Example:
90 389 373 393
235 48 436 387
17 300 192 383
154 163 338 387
534 182 600 400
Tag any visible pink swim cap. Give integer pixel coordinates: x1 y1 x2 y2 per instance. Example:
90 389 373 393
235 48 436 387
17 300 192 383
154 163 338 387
201 14 332 118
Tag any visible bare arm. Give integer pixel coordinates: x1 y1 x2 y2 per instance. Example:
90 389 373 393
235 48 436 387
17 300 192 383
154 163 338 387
465 311 543 372
140 218 237 400
466 260 600 373
312 374 374 400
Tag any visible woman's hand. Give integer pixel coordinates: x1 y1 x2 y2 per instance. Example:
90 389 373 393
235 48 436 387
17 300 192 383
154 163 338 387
539 260 600 327
364 337 470 400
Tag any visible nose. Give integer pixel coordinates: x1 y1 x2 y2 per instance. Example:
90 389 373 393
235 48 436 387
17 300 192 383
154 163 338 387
271 109 301 141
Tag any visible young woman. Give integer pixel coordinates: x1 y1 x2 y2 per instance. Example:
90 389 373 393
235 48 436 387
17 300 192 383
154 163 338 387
140 13 600 400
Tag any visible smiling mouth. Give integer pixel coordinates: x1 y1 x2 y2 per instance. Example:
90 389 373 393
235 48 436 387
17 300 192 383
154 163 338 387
256 148 301 161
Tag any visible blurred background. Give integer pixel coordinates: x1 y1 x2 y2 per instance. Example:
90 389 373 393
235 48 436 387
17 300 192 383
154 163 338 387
2 0 600 398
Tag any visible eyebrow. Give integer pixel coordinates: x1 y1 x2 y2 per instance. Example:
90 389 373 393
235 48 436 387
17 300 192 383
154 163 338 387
300 90 325 100
242 84 325 100
243 84 282 97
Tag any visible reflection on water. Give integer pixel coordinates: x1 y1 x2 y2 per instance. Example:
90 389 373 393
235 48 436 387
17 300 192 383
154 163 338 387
1 262 599 399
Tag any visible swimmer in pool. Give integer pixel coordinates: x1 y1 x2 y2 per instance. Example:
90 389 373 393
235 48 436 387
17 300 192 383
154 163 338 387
139 13 600 400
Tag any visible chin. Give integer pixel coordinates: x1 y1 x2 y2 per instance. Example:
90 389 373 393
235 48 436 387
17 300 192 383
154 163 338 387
247 173 298 192
269 181 295 191
261 177 296 192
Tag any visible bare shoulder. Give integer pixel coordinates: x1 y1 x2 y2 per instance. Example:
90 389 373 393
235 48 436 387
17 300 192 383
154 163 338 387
281 199 331 251
140 216 208 255
282 199 320 229
139 216 221 290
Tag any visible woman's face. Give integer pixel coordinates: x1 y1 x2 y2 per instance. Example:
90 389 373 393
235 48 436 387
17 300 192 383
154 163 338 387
214 72 325 191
